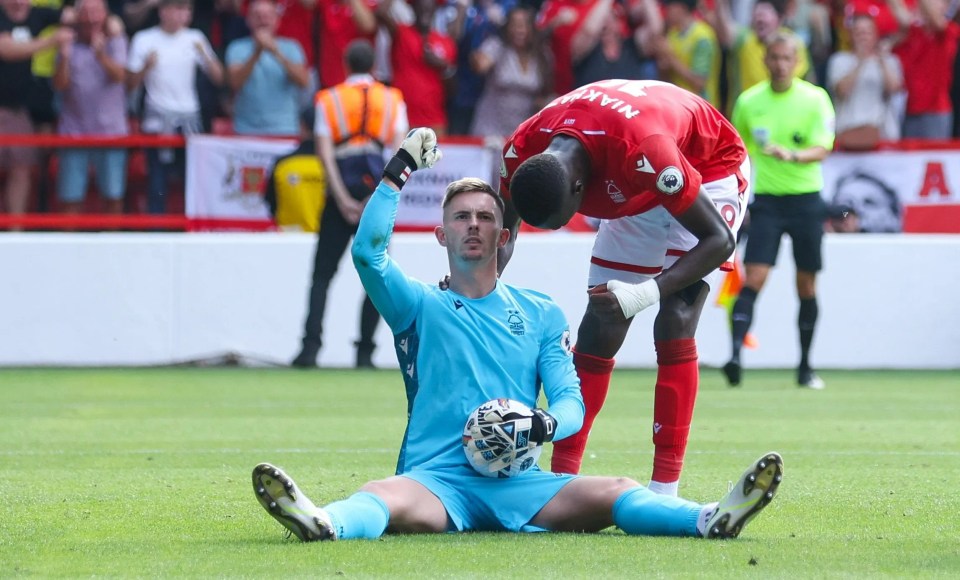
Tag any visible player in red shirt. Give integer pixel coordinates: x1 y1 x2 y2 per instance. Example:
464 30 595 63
317 0 378 89
377 0 457 134
500 79 749 495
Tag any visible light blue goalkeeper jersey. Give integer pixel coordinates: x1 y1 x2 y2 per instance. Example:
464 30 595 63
352 182 584 476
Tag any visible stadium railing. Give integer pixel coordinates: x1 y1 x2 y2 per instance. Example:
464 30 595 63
2 133 959 233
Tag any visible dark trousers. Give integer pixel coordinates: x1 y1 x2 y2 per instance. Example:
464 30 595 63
301 201 380 352
145 147 185 215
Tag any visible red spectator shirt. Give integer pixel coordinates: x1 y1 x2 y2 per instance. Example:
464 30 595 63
500 79 747 219
536 0 598 95
275 0 317 66
317 0 377 88
390 25 456 129
894 22 960 115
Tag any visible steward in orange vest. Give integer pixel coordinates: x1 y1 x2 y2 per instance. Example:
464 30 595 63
292 39 409 370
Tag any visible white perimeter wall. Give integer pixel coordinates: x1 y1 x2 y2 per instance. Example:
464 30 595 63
1 233 958 369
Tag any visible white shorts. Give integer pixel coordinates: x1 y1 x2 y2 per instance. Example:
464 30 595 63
588 158 750 289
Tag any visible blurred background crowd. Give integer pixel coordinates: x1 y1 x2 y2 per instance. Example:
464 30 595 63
0 0 958 218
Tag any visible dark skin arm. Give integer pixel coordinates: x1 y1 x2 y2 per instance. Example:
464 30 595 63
586 188 736 320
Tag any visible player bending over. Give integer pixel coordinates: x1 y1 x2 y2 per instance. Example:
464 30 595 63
251 128 780 542
501 79 750 495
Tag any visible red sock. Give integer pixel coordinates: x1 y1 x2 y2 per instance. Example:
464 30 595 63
651 338 699 484
550 349 615 474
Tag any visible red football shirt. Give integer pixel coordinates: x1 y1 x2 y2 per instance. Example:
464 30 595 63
274 0 317 66
317 0 377 88
390 25 457 129
535 0 598 95
500 79 747 219
894 22 960 115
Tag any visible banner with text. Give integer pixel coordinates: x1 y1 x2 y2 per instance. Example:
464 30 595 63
822 150 960 233
185 135 298 227
185 135 495 231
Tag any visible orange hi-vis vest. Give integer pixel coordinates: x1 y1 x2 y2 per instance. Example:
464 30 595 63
314 80 405 153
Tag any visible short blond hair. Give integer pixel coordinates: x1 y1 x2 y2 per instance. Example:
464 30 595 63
441 178 505 216
765 31 800 54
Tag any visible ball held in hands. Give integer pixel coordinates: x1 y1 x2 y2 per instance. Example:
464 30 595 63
462 398 555 478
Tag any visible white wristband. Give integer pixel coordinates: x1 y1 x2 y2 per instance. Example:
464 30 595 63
607 279 661 319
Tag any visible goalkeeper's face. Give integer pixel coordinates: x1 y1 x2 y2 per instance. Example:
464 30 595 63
437 191 509 263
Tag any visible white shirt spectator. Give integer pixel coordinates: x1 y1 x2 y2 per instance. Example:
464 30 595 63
128 25 217 116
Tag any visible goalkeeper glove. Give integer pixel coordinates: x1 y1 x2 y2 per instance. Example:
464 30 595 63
502 408 557 444
383 127 443 189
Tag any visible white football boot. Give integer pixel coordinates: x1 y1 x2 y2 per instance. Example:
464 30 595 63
705 452 783 539
252 463 337 541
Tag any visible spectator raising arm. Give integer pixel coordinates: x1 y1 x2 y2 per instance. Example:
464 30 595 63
346 0 377 34
569 0 614 64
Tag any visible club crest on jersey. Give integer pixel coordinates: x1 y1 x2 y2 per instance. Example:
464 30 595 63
507 310 525 336
560 330 572 355
606 180 625 203
656 167 684 195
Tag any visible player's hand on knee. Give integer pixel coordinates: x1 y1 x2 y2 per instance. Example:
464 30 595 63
593 280 661 319
383 128 442 189
587 283 628 321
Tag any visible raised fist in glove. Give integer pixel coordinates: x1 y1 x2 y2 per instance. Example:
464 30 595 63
383 127 443 189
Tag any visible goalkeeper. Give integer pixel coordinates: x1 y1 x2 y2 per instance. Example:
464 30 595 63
251 128 782 542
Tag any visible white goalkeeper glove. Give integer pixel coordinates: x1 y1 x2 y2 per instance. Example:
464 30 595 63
382 127 443 189
607 279 661 319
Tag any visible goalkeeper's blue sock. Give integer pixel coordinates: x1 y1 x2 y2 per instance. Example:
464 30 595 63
613 486 702 537
324 492 390 540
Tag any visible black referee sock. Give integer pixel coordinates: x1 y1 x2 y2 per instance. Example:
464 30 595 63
730 287 758 361
798 297 819 370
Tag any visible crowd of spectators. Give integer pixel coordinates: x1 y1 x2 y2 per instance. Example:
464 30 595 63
0 0 958 217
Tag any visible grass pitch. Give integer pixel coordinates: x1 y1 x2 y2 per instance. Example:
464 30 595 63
0 368 957 578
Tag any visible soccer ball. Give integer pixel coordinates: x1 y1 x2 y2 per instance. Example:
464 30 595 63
462 398 542 478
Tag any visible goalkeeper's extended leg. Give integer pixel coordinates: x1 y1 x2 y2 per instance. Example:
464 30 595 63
613 452 782 538
252 463 336 541
550 350 614 474
253 463 390 541
704 452 783 538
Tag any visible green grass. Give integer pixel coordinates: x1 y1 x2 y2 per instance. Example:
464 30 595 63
1 368 958 578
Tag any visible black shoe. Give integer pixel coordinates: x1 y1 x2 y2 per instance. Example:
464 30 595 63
797 367 825 390
722 360 742 387
355 341 375 369
291 346 318 368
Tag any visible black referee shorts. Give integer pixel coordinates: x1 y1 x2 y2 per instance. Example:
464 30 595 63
743 192 828 272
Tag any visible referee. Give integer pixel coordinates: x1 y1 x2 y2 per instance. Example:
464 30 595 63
723 32 835 390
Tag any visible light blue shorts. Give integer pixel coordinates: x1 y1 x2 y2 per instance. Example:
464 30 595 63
401 465 578 532
57 147 128 203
